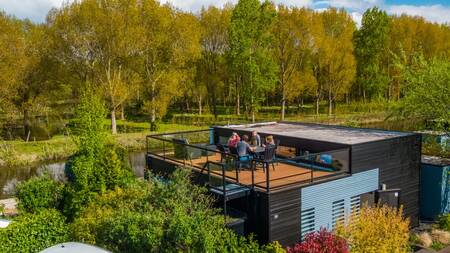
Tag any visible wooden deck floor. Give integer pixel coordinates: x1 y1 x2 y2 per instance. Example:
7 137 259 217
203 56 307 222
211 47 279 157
170 153 335 190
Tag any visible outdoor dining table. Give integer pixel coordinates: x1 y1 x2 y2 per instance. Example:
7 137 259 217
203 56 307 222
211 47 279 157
251 146 265 159
253 146 265 154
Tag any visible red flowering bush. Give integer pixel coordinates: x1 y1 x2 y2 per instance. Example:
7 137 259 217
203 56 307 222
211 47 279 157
287 228 349 253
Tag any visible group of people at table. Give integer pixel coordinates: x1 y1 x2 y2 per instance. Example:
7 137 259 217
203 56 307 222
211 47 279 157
226 130 276 159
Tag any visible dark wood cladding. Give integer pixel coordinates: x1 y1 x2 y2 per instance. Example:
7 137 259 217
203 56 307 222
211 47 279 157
267 188 301 246
227 189 301 247
351 134 421 226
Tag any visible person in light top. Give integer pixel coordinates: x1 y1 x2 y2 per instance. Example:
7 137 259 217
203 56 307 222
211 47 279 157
264 135 275 146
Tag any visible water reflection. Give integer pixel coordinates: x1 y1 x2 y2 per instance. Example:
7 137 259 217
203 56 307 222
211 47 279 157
0 151 147 199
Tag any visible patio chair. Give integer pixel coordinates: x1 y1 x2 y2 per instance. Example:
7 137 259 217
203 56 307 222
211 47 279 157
236 154 252 171
216 143 229 163
274 139 281 165
253 145 276 173
228 145 252 171
172 138 201 165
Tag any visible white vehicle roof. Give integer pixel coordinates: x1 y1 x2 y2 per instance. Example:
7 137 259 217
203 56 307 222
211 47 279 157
39 242 111 253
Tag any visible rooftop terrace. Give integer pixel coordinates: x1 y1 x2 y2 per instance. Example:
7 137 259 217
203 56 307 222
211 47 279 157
217 121 413 145
146 128 350 193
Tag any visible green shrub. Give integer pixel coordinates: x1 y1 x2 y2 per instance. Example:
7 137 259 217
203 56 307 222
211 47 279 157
63 146 133 219
0 203 4 216
95 210 165 252
0 209 69 253
263 241 286 253
437 214 450 231
16 175 63 213
71 169 275 253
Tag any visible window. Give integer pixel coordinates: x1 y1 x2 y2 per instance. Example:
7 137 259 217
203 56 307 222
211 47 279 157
301 208 315 239
332 199 345 229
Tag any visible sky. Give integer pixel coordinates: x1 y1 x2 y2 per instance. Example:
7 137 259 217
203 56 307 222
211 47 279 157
0 0 449 26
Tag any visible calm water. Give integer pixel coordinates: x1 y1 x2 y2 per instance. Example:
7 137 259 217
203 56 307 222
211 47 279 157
0 151 146 199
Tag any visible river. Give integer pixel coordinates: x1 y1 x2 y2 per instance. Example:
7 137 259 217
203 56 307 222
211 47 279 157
0 151 146 199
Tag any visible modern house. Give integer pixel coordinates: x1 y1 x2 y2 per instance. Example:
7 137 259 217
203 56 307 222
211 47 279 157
146 122 421 246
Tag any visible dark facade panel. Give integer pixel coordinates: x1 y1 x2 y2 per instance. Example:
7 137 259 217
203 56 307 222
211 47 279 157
351 134 421 226
267 188 301 247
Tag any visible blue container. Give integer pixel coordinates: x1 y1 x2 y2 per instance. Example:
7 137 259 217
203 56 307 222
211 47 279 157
420 156 450 220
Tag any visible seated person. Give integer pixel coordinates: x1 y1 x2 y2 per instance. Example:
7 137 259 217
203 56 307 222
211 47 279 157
264 135 275 147
237 135 255 157
250 130 262 147
227 132 240 148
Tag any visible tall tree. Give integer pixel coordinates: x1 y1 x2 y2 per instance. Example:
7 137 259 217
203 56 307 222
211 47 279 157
354 7 390 101
229 0 278 122
388 15 450 100
273 6 318 120
395 56 450 133
197 5 232 119
318 8 356 115
135 2 200 130
50 0 140 134
0 14 61 139
0 13 24 118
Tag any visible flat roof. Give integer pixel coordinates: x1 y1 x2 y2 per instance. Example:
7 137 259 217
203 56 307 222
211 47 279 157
217 122 414 145
422 155 450 166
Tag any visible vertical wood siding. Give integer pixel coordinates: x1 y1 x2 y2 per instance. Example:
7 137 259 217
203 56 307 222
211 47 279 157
351 134 421 226
267 188 302 246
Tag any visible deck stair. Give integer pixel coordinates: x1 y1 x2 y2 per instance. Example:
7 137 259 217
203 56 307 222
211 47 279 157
205 161 251 216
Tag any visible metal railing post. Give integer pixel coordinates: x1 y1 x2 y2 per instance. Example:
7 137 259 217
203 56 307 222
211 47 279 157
251 160 255 189
162 140 166 160
266 162 270 193
236 156 240 183
222 163 227 220
207 162 211 187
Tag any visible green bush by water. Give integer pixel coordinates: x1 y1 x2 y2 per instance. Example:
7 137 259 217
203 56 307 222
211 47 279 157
16 175 64 213
0 209 69 253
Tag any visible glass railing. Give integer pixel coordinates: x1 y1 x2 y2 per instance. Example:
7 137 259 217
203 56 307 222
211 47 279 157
147 130 350 192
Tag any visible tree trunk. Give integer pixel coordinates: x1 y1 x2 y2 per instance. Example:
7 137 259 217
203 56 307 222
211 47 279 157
315 97 320 115
111 108 117 135
328 89 332 116
198 95 202 115
236 91 240 115
363 89 366 103
151 108 156 123
281 99 286 121
120 105 125 120
23 109 31 142
150 82 157 131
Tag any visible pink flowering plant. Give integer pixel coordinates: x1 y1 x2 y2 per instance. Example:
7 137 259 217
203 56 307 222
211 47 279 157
287 228 349 253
